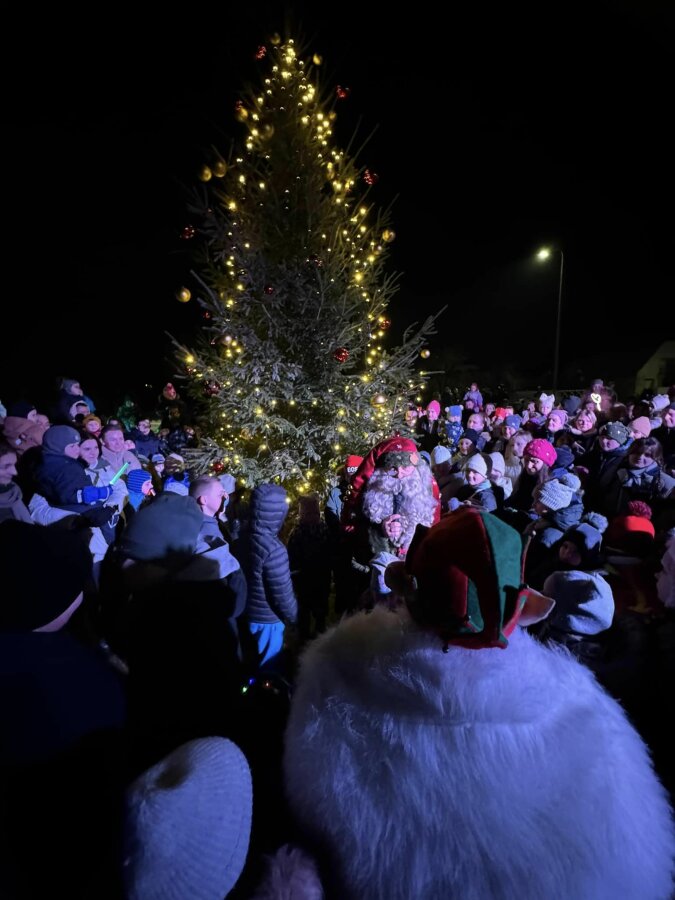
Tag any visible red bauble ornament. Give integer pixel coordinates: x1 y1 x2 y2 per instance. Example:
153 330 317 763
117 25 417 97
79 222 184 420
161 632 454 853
364 169 379 186
333 346 350 363
378 316 392 330
204 380 221 397
255 45 267 60
336 85 350 99
309 254 324 267
263 285 275 295
202 311 212 319
180 224 196 240
212 460 225 474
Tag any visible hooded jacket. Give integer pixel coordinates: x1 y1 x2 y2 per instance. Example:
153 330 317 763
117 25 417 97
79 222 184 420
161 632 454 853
236 484 297 625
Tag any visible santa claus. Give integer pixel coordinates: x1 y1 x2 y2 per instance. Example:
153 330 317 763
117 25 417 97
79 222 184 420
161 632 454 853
341 436 440 561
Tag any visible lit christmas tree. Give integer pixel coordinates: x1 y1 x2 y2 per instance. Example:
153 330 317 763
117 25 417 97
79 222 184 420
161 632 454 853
174 36 442 497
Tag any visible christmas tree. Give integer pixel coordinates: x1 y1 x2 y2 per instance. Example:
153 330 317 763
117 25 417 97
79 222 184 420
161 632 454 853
174 36 443 498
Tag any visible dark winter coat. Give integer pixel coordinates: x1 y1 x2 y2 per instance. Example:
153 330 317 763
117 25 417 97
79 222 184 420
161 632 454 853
236 484 297 625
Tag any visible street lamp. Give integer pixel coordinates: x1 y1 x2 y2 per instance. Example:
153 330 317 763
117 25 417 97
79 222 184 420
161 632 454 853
536 246 564 392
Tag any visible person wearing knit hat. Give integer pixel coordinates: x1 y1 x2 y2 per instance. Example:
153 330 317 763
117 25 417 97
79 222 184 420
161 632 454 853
284 508 675 900
36 425 118 543
504 414 522 430
431 444 452 466
487 451 513 502
523 438 557 471
123 737 252 900
524 473 586 578
605 501 656 559
628 416 651 440
416 400 443 452
600 421 631 450
82 413 102 438
126 468 155 512
547 408 568 430
563 395 581 417
550 443 575 478
443 406 464 453
541 568 614 639
533 472 581 514
453 453 497 512
560 515 608 570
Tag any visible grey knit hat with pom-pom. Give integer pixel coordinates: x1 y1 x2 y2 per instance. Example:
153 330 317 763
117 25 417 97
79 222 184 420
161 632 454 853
534 472 581 512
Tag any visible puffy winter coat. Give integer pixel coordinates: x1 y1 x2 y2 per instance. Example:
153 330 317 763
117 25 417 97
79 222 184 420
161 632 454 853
285 605 675 900
237 484 297 625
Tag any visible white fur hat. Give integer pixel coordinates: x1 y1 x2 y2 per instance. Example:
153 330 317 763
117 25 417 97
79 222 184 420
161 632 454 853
123 737 252 900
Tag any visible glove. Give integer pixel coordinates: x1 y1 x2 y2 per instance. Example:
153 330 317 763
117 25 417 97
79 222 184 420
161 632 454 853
79 484 113 505
80 505 116 527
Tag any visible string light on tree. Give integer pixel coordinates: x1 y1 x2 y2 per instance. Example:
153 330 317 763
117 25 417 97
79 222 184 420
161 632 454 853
175 36 444 498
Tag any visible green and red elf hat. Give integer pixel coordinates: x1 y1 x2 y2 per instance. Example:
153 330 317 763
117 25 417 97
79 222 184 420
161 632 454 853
403 507 554 650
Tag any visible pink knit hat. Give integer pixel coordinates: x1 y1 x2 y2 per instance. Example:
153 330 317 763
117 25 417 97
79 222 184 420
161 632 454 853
524 439 556 468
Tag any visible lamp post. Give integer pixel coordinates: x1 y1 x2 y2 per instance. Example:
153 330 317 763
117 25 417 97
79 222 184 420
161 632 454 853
536 247 564 393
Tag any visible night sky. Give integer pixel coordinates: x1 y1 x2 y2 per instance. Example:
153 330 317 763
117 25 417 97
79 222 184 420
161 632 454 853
4 2 673 413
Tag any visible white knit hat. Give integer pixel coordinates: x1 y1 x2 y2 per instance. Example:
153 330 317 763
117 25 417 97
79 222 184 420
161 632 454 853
431 445 452 466
123 737 252 900
466 454 489 477
488 452 505 476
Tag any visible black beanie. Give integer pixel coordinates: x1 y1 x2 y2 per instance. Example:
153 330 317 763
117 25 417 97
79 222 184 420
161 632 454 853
118 493 203 562
0 521 92 631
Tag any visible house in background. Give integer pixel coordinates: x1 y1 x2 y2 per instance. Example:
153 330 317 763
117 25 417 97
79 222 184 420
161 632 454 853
634 341 675 396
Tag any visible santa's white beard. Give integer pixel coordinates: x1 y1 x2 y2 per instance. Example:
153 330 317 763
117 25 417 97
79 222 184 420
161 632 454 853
362 468 436 538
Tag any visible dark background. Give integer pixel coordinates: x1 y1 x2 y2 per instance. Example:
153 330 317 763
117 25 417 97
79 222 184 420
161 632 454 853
3 1 673 413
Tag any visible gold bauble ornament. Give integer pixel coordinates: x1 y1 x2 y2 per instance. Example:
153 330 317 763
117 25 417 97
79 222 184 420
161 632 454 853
270 32 282 45
371 393 387 407
382 229 396 243
312 53 323 65
420 349 431 359
176 287 191 303
199 165 213 182
213 160 227 178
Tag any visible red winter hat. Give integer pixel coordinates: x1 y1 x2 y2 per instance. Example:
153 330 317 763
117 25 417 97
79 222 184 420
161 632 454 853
494 407 508 419
341 436 419 526
524 439 557 467
605 501 655 554
345 455 364 476
403 508 553 650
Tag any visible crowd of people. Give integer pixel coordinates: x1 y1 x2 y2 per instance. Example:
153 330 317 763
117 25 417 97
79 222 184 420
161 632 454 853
1 374 674 898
